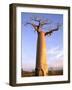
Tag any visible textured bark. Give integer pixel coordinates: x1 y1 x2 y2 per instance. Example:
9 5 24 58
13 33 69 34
35 31 48 76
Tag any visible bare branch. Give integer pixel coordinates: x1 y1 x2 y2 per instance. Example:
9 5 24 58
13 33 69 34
30 16 51 29
25 16 62 34
45 24 61 36
39 19 51 28
31 18 41 23
40 22 50 27
30 16 42 23
25 22 38 32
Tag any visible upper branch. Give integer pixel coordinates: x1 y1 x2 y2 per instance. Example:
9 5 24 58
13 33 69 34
40 20 50 27
45 24 60 36
31 16 42 23
25 22 39 32
30 16 50 29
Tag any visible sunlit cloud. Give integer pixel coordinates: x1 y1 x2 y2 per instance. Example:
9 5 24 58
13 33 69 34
47 46 63 60
47 46 63 69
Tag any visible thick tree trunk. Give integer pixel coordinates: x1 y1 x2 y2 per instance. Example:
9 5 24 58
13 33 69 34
35 31 48 76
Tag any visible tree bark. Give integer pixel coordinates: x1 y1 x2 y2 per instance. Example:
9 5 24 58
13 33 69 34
35 31 48 76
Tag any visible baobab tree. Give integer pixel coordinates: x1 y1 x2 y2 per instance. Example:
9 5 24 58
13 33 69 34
25 16 61 76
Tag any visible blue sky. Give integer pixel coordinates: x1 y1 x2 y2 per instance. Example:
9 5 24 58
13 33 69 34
21 12 63 71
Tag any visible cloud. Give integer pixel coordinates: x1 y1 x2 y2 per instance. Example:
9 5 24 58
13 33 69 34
47 46 63 69
47 46 63 60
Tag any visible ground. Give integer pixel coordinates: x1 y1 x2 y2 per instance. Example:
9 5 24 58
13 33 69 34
21 69 63 77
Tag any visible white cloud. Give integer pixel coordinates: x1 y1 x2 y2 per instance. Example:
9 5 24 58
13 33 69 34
56 51 63 59
47 46 63 60
47 46 63 69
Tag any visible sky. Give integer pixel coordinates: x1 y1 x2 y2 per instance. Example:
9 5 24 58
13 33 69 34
21 12 63 71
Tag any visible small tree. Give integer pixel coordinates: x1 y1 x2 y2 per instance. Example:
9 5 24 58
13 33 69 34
25 16 61 76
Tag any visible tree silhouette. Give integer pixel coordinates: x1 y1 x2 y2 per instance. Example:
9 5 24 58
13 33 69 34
25 16 61 76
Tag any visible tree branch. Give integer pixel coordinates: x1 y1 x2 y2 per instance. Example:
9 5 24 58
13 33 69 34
40 22 50 27
31 18 41 23
25 22 39 32
31 16 42 23
45 24 60 36
30 16 51 30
